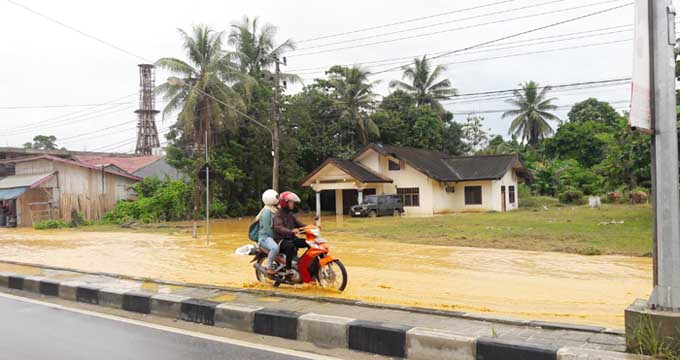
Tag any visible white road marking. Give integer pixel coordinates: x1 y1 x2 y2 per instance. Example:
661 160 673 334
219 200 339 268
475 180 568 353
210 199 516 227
0 292 340 360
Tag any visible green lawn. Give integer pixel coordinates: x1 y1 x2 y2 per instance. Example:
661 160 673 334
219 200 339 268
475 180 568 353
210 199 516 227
323 204 653 256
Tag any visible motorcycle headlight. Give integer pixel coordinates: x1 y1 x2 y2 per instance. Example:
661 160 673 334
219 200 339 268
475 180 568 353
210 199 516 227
311 228 320 236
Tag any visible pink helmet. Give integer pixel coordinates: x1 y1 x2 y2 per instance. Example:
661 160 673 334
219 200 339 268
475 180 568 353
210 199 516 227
279 191 301 207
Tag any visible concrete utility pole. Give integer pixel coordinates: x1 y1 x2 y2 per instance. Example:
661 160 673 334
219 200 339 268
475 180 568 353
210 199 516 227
205 130 210 247
648 0 680 311
271 56 286 192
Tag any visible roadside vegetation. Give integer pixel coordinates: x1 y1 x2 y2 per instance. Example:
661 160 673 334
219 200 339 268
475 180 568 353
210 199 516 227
326 202 652 257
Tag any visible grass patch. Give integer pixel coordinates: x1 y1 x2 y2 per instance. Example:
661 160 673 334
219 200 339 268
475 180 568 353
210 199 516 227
324 204 652 256
629 314 680 359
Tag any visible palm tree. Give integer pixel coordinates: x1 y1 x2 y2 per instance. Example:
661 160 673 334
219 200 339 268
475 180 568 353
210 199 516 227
327 65 379 146
228 16 296 79
502 81 559 147
155 25 246 237
389 56 457 109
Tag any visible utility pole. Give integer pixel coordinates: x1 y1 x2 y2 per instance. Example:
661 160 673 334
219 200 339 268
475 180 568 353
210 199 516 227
205 129 210 247
271 56 286 192
647 0 680 311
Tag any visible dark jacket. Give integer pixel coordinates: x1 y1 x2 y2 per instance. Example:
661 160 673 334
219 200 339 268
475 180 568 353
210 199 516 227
272 207 306 242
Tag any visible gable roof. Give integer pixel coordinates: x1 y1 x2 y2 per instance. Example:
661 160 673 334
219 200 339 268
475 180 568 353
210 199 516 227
0 155 142 181
301 158 392 186
353 144 530 182
73 155 163 174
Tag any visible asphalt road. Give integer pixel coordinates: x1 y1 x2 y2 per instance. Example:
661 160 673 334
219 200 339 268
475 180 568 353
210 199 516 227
0 295 321 360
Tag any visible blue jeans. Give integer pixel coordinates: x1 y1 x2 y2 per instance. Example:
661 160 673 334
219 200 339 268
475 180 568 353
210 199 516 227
259 237 280 270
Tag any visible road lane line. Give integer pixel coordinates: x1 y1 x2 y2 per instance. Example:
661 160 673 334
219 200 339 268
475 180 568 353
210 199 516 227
0 292 341 360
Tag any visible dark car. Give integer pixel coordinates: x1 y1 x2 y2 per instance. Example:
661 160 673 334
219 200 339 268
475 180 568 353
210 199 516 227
350 194 403 218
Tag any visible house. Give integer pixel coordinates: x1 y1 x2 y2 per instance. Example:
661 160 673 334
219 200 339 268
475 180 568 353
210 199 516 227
0 155 141 227
301 144 532 216
72 155 183 180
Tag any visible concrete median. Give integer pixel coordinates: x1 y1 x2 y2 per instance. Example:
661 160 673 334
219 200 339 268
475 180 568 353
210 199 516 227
150 293 191 319
214 303 262 332
122 291 154 314
406 327 476 360
8 274 25 290
348 320 412 358
298 313 354 348
557 347 650 359
58 281 86 301
476 337 560 360
23 276 44 293
76 285 100 305
38 279 60 296
254 309 302 340
99 287 129 309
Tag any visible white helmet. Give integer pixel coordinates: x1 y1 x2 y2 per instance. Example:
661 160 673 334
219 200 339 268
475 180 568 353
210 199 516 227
262 189 279 206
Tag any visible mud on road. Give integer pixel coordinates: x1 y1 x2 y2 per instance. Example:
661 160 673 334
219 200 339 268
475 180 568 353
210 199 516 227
0 218 651 328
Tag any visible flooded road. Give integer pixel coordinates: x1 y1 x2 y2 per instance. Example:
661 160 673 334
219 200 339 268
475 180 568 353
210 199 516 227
0 217 651 328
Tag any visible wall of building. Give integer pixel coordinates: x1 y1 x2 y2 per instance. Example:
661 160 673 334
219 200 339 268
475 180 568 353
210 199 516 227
14 159 137 226
496 168 519 211
357 150 434 215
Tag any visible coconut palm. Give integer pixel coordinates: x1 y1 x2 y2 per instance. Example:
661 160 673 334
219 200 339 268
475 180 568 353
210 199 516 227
502 81 559 147
327 65 379 146
228 16 296 81
155 25 247 236
389 56 457 109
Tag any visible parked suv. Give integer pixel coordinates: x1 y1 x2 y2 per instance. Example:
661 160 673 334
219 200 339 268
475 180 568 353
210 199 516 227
350 194 403 218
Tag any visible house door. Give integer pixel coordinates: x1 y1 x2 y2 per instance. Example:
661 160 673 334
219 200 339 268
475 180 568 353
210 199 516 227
501 186 506 212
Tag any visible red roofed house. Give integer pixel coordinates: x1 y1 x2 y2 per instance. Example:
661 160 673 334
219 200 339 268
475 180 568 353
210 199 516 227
0 155 141 227
72 155 182 180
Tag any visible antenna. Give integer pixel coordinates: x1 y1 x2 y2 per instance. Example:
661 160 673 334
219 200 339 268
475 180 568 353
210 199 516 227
134 64 160 155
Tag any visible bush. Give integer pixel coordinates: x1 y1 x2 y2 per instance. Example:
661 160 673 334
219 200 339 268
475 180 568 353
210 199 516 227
558 189 584 205
33 220 70 230
103 179 192 224
521 195 560 208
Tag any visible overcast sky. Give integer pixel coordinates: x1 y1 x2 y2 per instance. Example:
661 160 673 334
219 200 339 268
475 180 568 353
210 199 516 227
0 0 662 152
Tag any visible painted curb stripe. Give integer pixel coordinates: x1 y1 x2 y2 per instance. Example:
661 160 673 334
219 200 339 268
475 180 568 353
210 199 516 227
8 275 24 290
39 280 60 296
348 320 412 358
180 299 219 326
254 309 302 340
476 337 559 360
76 286 100 305
122 291 152 314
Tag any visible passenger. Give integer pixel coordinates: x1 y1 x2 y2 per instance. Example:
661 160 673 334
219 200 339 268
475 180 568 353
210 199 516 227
257 189 280 275
272 191 309 276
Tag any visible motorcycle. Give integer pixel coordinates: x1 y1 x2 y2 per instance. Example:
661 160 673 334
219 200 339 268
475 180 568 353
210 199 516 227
251 225 348 291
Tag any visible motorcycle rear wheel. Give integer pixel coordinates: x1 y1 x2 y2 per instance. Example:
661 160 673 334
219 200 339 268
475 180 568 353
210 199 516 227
318 259 348 291
255 257 281 287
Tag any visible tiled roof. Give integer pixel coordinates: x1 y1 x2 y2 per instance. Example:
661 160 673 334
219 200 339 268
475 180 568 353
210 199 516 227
301 158 392 185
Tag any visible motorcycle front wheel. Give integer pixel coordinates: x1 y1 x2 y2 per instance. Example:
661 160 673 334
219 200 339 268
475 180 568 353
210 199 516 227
317 259 348 291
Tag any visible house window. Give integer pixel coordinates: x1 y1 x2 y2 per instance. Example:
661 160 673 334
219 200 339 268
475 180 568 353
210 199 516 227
397 187 419 207
509 186 516 204
388 159 401 171
464 186 483 205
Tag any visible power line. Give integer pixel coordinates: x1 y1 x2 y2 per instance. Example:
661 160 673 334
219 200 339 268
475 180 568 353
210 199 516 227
6 0 152 63
449 99 630 115
0 102 133 110
296 0 518 43
370 2 633 76
289 0 630 58
0 92 137 134
294 0 570 51
289 23 632 73
59 119 139 142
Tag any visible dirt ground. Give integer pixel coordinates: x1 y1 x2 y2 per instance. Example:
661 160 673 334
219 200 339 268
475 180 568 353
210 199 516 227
0 217 652 328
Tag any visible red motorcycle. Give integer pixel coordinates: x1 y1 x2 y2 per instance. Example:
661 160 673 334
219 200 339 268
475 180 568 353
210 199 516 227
252 225 348 291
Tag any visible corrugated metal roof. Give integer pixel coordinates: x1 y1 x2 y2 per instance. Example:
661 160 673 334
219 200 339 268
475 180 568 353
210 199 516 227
73 155 162 173
0 173 54 189
0 187 28 200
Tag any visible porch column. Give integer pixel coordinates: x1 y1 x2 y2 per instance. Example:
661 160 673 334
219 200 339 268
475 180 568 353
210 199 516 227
315 191 321 218
335 189 344 215
357 189 363 204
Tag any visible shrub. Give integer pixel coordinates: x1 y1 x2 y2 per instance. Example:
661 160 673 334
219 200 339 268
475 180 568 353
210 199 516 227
520 195 560 208
103 179 192 224
33 220 70 230
558 189 584 205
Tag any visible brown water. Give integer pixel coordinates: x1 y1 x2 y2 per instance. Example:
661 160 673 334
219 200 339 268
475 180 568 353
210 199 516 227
0 217 651 328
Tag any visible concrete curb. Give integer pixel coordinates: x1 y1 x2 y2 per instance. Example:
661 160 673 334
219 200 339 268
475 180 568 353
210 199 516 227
0 259 623 335
0 271 649 360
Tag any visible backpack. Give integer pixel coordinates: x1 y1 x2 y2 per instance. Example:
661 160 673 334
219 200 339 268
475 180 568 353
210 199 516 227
248 220 259 242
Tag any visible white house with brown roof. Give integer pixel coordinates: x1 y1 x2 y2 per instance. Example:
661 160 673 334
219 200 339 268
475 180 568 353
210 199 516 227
0 155 141 226
301 144 531 216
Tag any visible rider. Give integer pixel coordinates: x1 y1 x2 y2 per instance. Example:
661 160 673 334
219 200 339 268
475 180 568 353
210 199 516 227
272 191 309 276
256 189 280 275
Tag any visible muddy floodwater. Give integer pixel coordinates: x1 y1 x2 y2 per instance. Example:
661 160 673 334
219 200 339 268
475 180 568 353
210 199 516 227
0 217 651 328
